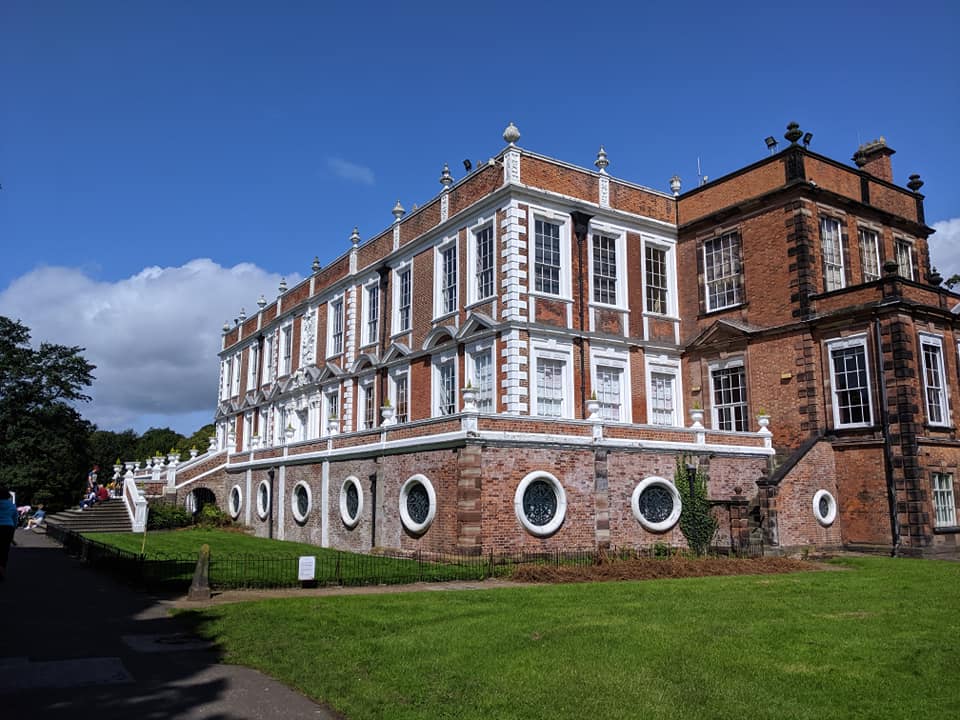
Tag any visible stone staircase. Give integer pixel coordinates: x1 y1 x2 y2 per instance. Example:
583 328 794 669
45 499 133 533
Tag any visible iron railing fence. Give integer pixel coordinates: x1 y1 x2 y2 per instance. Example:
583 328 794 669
44 526 766 591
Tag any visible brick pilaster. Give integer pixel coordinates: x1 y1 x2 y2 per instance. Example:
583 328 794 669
457 443 484 551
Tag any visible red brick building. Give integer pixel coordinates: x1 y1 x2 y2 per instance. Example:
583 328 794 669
166 122 958 557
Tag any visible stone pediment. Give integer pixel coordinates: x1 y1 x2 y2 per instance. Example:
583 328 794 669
381 342 411 363
351 352 379 373
316 362 345 383
685 319 759 351
457 311 497 340
423 325 457 350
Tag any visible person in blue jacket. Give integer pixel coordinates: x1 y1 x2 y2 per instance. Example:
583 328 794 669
0 487 18 581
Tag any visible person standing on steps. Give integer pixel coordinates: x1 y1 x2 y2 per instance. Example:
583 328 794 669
0 487 18 581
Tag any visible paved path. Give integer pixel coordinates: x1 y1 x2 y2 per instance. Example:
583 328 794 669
0 529 340 719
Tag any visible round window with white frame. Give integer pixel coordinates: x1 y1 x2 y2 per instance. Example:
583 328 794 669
340 475 364 529
256 479 270 520
812 489 837 527
228 484 243 519
398 474 436 535
632 476 682 533
291 481 312 524
514 471 567 537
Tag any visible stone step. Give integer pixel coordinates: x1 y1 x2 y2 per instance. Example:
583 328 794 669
46 499 133 533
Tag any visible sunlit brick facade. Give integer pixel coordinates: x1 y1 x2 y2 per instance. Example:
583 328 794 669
165 122 959 557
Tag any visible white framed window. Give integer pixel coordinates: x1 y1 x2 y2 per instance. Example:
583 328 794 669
920 333 950 426
389 366 410 423
820 216 846 291
340 475 364 529
393 264 412 334
529 211 570 298
645 245 669 314
433 349 458 416
399 474 436 535
858 228 881 283
261 333 274 386
703 231 742 311
895 239 914 280
435 239 458 317
590 346 630 423
219 360 229 401
364 281 379 346
632 476 682 533
468 222 495 304
710 358 748 431
359 377 376 430
323 387 340 434
514 471 567 537
228 484 242 519
645 355 682 427
246 343 259 391
328 297 344 357
466 341 495 413
592 233 618 305
256 479 270 520
230 354 241 397
258 408 269 446
242 412 252 451
291 481 312 524
827 336 874 428
531 338 573 418
279 324 293 376
932 472 957 528
812 489 838 527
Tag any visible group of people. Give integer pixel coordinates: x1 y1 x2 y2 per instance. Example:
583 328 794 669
79 465 113 510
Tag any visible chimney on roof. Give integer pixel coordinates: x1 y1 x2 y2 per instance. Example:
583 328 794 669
853 136 895 183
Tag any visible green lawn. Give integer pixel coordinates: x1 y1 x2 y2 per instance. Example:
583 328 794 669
179 557 960 720
87 529 489 587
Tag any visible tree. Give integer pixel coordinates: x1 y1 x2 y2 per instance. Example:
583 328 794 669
134 427 186 461
183 423 216 456
88 428 138 476
945 273 960 290
0 316 96 508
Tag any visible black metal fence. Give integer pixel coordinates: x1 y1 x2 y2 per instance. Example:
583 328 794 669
44 525 766 592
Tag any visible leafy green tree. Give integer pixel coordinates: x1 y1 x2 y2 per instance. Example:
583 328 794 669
88 428 139 476
945 273 960 290
0 316 95 508
674 457 718 556
182 423 216 457
134 427 186 462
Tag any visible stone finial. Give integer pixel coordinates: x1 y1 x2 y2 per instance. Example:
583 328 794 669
439 163 453 188
784 122 803 145
853 150 867 167
222 321 231 333
312 256 321 272
278 277 287 294
257 294 266 309
594 146 609 173
883 258 899 276
350 226 361 246
907 174 924 192
929 267 943 286
238 307 246 322
669 175 682 196
392 200 405 221
503 121 520 145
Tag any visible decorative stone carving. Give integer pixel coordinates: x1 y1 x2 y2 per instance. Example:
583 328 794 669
300 310 316 366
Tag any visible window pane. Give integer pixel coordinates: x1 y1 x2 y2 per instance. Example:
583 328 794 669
859 229 880 282
535 220 561 295
398 270 411 331
332 299 344 355
476 226 494 300
704 232 742 311
473 351 493 413
831 345 871 425
895 240 914 280
821 217 845 291
537 358 564 416
932 473 957 527
441 245 457 314
366 285 379 345
922 342 946 424
712 366 747 431
395 375 408 423
592 234 617 304
645 246 668 314
595 365 622 421
650 372 676 426
438 360 456 415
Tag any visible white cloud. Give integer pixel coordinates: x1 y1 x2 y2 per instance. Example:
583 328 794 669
0 259 299 435
930 218 960 282
327 157 375 185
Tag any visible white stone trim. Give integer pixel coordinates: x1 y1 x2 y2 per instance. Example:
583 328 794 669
812 489 837 527
500 200 528 323
527 205 572 300
339 475 364 529
589 345 632 423
398 474 436 535
632 476 682 532
467 215 497 306
433 235 460 320
825 334 874 429
919 331 951 426
514 471 567 537
529 336 574 419
645 354 683 427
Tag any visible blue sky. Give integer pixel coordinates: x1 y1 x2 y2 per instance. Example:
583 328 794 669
2 0 959 435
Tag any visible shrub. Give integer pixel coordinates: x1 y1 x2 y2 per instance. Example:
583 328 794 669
674 458 718 556
197 503 233 528
147 502 193 530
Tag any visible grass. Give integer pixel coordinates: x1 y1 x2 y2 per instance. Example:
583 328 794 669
179 557 960 720
87 528 490 587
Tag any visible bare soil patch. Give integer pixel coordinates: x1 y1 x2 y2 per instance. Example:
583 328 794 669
511 556 817 583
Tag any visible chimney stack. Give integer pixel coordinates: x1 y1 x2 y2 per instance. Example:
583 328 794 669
853 137 895 183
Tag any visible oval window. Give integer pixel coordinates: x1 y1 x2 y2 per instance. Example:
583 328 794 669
514 471 567 537
339 475 364 529
291 481 311 523
812 489 837 526
256 479 270 520
632 477 682 533
398 474 436 535
228 484 242 519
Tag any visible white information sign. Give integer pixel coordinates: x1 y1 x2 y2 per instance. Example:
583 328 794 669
298 555 316 581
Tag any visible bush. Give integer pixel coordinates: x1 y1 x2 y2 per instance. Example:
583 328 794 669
674 458 718 556
147 502 193 530
196 503 232 528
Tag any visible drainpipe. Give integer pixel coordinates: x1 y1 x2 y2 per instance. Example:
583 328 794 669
873 317 901 556
570 211 594 416
267 468 275 540
378 266 390 412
